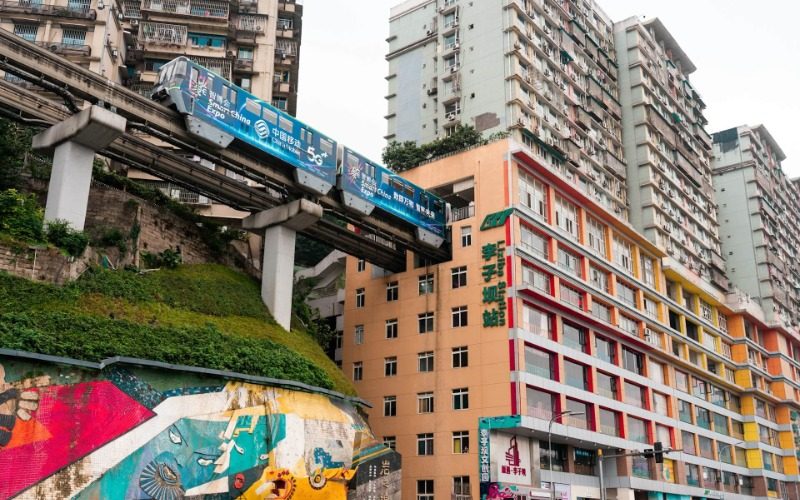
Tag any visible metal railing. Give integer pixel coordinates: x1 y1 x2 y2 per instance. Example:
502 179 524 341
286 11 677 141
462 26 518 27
0 0 96 19
449 204 474 222
141 0 228 19
139 22 187 45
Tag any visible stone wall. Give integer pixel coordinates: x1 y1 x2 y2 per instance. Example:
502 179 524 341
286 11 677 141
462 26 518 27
0 244 90 285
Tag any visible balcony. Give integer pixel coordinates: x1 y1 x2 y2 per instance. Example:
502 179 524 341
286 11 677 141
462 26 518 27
234 58 254 72
141 0 229 20
139 21 187 46
190 56 231 79
0 0 97 20
229 14 267 41
35 40 91 56
449 204 474 222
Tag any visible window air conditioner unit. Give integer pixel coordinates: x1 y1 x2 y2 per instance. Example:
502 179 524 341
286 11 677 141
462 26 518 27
446 112 457 121
450 65 459 73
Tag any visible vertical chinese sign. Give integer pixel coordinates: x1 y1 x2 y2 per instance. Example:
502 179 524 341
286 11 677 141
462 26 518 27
479 208 513 329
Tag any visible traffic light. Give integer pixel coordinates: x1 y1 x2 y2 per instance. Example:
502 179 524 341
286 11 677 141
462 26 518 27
653 441 664 463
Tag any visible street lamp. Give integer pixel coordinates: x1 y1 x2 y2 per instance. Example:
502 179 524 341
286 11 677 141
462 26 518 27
547 410 584 500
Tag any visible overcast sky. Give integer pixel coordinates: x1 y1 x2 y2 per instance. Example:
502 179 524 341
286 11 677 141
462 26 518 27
297 0 799 176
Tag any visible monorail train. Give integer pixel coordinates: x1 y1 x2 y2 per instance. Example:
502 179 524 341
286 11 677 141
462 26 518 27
151 57 447 248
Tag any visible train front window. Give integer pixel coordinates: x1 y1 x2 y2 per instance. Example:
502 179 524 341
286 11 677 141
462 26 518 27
173 59 187 80
301 128 312 144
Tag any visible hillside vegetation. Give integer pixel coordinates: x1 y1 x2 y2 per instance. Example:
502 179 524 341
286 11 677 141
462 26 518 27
0 264 354 395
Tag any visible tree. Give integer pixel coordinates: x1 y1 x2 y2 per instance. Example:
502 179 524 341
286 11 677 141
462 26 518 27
0 118 36 190
382 125 506 172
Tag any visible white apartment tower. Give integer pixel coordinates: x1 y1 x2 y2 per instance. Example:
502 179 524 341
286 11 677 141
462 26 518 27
387 0 630 220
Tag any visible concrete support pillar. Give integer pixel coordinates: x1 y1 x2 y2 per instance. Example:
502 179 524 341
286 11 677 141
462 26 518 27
243 199 323 331
32 105 126 230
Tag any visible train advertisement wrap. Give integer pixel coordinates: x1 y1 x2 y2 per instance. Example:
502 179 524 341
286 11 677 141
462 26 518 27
340 147 446 241
180 60 337 192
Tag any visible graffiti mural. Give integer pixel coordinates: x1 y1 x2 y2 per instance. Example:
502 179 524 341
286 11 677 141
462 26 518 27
0 352 400 499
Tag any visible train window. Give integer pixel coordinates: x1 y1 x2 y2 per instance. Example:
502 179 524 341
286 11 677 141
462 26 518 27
404 184 414 197
301 128 313 144
245 98 261 117
175 59 187 78
228 87 237 106
382 172 392 185
420 193 430 208
320 138 334 157
261 107 278 125
364 162 375 178
189 67 199 86
433 200 443 212
279 117 293 134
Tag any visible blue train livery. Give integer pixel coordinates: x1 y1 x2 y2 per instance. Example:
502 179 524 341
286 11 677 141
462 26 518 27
152 57 337 196
338 147 446 248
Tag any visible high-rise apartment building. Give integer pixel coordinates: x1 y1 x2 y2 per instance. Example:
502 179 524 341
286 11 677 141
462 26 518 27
712 125 800 328
386 0 630 220
344 139 800 500
0 0 302 216
613 17 727 293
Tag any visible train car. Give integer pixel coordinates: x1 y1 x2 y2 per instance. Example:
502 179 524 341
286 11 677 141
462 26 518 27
151 57 337 196
338 147 447 248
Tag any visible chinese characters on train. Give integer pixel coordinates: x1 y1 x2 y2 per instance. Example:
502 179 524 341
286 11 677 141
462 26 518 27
482 240 506 327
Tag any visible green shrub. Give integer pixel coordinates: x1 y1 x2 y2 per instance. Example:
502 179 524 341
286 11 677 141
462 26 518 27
93 227 127 252
45 220 89 257
0 189 44 242
0 311 334 389
141 248 183 269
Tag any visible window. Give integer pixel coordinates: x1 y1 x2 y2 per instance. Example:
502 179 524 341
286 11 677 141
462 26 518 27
386 281 398 301
334 331 343 349
419 273 435 294
652 392 668 414
235 77 251 92
354 325 364 345
622 347 643 375
385 319 398 339
356 258 366 272
276 15 293 29
188 32 225 48
451 306 468 327
13 23 38 42
698 436 714 460
557 247 581 277
597 371 618 400
686 463 699 487
417 392 434 413
525 346 553 378
574 447 597 475
519 169 547 218
541 442 567 471
452 387 469 410
617 281 636 307
591 300 611 322
627 416 648 443
618 314 638 336
418 312 435 333
61 28 87 46
643 296 658 318
451 266 467 288
624 381 645 408
272 97 288 110
418 351 434 372
564 359 588 390
417 479 434 500
522 263 550 292
586 216 607 257
562 322 587 352
355 288 365 308
674 370 689 392
640 254 655 285
599 408 619 436
678 400 692 424
383 436 396 450
274 70 290 83
613 235 632 272
353 362 363 381
521 225 548 258
656 424 672 448
718 314 728 332
595 336 616 364
560 284 584 309
383 396 396 416
384 357 397 377
452 431 469 454
649 360 664 384
460 226 472 247
682 431 696 455
452 346 468 367
555 195 578 238
417 433 434 455
453 476 471 500
589 265 608 291
528 387 555 419
714 413 729 435
522 303 551 337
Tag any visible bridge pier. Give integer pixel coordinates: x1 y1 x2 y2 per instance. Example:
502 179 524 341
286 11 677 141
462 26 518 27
32 105 126 230
243 199 323 331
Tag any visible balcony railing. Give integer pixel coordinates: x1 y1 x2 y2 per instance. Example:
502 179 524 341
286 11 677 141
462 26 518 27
141 0 229 19
450 204 474 222
190 56 231 79
229 14 267 34
35 41 91 56
0 0 97 19
234 58 253 71
139 22 187 45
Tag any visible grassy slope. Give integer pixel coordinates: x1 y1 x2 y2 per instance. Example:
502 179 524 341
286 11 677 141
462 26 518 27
0 264 353 395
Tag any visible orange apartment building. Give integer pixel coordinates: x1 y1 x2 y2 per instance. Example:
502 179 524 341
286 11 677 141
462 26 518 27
342 138 800 500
